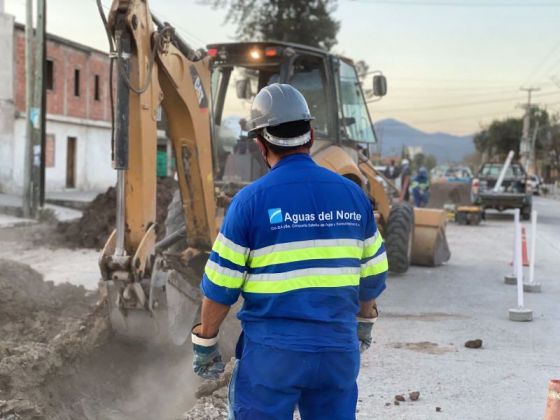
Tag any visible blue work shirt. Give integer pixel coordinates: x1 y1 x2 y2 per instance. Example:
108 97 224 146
201 153 387 352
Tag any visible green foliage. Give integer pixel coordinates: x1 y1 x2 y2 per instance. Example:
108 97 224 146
543 114 560 172
474 107 550 159
209 0 340 51
355 60 369 81
474 117 523 158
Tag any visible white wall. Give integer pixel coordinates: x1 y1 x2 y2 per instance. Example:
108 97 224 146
5 115 115 193
0 11 15 192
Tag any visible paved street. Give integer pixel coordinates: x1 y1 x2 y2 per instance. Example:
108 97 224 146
358 196 560 419
0 197 557 419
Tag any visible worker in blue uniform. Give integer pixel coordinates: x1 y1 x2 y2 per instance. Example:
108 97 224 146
411 167 430 208
190 84 388 420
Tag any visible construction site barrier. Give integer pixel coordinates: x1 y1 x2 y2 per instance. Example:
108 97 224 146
544 379 560 420
524 210 541 293
508 209 533 322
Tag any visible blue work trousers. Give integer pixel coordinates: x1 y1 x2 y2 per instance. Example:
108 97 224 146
228 337 360 420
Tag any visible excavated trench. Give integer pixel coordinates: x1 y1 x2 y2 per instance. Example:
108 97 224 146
0 258 232 420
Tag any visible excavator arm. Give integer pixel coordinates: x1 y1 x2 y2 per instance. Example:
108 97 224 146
98 0 217 344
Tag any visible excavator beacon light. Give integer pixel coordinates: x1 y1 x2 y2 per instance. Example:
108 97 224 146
249 49 262 60
265 47 278 57
207 48 218 57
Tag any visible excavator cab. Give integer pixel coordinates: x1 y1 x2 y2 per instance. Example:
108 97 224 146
207 42 379 191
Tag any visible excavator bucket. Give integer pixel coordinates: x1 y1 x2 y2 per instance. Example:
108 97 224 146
166 270 202 346
411 208 451 267
428 180 472 208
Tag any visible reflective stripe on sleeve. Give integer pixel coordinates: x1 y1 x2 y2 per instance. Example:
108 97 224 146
211 233 249 267
205 260 245 289
248 238 363 268
362 231 383 260
360 252 388 278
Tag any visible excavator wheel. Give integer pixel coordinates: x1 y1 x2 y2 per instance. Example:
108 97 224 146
385 203 414 274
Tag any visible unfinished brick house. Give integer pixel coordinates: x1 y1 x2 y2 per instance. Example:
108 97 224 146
0 7 115 193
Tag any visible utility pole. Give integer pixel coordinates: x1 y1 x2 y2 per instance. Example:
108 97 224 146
31 0 45 212
22 0 46 218
23 0 34 218
519 87 540 173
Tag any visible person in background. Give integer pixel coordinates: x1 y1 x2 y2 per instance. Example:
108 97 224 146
383 159 399 180
411 167 430 208
399 158 411 203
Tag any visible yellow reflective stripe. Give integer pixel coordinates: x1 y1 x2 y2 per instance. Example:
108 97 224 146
363 232 383 260
243 274 359 294
360 254 388 277
248 246 363 268
205 265 244 289
212 236 247 267
250 238 363 258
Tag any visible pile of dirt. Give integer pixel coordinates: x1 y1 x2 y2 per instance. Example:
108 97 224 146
0 258 206 420
0 259 110 419
428 182 472 208
57 178 177 249
0 259 96 343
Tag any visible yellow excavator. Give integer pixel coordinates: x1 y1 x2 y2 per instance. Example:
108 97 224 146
97 0 450 348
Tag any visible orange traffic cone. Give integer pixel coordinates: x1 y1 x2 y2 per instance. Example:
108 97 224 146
510 227 530 268
521 227 530 267
544 379 560 420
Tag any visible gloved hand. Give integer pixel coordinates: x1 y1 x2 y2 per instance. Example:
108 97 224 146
192 324 225 379
357 316 377 353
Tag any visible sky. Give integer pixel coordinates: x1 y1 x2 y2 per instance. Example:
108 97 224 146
4 0 560 136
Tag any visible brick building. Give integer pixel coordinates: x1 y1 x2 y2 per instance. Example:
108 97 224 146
0 7 115 194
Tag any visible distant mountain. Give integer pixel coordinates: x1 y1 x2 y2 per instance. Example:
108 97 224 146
374 119 475 163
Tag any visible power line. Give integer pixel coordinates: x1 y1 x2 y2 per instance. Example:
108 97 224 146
374 109 519 127
378 91 560 112
523 39 560 84
347 0 560 7
91 0 208 48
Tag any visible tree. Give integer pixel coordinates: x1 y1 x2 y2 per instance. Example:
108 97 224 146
542 114 560 177
209 0 340 51
473 107 550 161
411 152 437 172
473 117 523 159
354 60 369 81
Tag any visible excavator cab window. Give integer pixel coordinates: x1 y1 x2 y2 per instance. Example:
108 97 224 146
289 55 331 139
337 59 376 143
211 65 273 185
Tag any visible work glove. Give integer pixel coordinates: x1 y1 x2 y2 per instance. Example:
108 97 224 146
357 315 377 353
191 324 225 380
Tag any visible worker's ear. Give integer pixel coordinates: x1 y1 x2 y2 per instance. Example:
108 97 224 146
309 128 315 148
254 136 267 155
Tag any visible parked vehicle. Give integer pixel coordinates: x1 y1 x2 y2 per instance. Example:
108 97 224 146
528 175 542 195
471 162 532 220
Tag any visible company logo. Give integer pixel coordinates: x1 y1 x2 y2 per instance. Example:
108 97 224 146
268 208 283 224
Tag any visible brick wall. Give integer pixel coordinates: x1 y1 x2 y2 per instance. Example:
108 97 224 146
14 26 111 121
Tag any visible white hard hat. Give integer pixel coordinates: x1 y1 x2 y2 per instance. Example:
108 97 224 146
247 83 314 147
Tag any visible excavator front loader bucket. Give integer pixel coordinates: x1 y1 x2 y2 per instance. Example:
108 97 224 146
411 208 451 267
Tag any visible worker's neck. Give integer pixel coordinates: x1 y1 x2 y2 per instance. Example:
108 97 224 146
269 150 309 168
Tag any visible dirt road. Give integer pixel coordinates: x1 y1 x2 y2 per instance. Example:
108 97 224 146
1 196 558 419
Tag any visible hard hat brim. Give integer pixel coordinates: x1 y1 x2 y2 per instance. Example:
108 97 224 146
261 127 311 147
